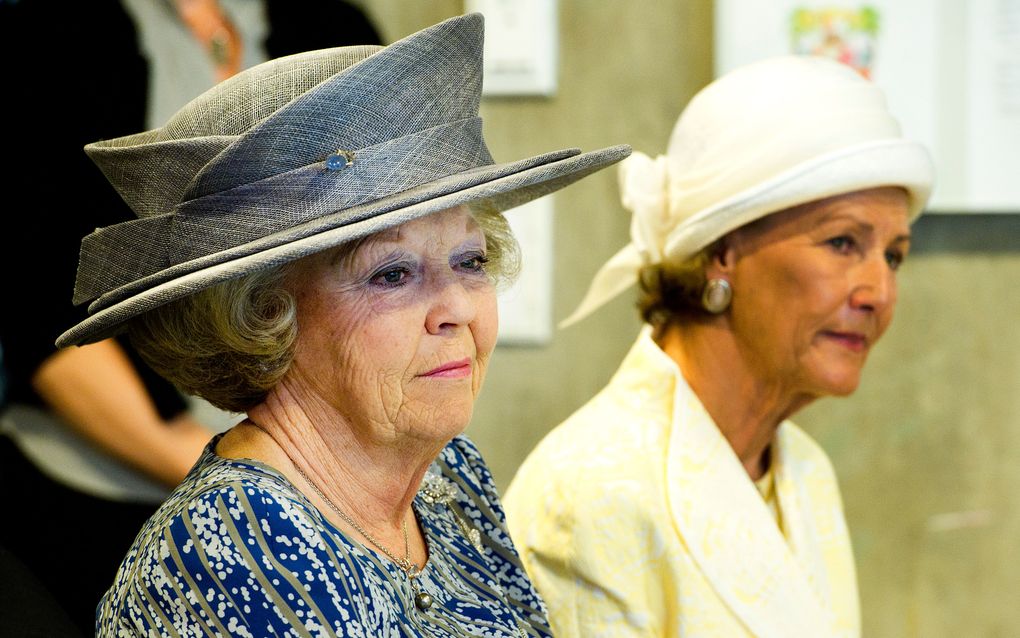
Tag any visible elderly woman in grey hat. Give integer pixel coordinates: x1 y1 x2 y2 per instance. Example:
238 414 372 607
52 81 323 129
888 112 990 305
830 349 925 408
504 56 934 637
59 14 628 637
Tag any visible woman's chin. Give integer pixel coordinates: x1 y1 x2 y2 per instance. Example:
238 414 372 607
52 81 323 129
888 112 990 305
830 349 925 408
808 368 863 398
404 397 475 441
799 344 873 397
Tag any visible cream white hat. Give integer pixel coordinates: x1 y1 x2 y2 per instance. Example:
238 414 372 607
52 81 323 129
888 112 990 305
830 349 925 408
561 55 934 327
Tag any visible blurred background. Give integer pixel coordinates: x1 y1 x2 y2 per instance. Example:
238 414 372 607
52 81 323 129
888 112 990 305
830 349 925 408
354 2 1020 637
2 0 1016 636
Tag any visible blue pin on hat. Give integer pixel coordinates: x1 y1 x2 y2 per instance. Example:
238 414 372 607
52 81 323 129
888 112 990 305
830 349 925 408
325 149 355 170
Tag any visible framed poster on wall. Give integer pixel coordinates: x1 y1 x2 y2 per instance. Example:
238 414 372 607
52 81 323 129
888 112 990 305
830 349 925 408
464 0 558 96
463 0 559 344
715 0 1020 213
496 197 554 345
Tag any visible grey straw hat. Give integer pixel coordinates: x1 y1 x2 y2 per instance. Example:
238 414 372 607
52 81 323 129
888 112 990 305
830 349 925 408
58 13 630 347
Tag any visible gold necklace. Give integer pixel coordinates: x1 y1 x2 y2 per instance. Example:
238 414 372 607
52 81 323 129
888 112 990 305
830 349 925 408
292 464 410 567
291 463 434 611
244 420 435 610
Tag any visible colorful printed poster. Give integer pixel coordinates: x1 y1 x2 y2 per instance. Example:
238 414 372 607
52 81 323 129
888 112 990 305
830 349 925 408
716 0 1020 212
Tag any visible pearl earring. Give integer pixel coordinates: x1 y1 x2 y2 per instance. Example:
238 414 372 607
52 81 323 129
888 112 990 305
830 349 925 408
701 278 732 314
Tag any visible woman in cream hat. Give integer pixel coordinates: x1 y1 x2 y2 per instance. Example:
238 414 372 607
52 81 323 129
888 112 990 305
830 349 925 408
63 13 628 636
504 55 934 637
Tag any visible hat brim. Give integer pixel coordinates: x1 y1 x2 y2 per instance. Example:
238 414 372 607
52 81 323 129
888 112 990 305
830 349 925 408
663 139 935 262
58 144 631 347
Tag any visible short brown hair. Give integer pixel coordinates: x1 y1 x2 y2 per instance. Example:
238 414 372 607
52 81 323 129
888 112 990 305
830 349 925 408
636 241 720 328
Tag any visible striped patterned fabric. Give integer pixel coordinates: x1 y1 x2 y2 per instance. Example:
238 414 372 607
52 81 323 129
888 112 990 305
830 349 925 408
96 436 550 637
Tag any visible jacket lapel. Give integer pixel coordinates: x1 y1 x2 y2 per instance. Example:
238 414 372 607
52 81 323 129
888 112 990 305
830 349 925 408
773 423 861 636
626 334 838 637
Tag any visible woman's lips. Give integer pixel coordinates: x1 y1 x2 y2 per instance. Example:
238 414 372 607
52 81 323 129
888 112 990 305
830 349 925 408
421 358 472 378
821 331 868 353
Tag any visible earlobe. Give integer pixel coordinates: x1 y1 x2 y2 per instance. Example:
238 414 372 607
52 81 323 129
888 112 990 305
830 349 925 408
699 238 736 314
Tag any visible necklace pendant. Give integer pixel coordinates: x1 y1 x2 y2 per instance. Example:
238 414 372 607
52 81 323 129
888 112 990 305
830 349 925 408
414 590 434 611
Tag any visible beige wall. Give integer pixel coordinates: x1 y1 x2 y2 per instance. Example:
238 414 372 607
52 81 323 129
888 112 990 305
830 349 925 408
356 2 1020 636
801 214 1020 636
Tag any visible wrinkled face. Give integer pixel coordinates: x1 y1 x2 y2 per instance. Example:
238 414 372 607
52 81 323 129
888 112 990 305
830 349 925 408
284 206 498 441
721 187 911 399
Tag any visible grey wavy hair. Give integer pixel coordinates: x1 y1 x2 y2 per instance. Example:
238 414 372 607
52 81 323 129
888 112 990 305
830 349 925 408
127 204 520 413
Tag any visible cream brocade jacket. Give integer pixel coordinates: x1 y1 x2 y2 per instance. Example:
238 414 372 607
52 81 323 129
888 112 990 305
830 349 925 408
504 328 860 637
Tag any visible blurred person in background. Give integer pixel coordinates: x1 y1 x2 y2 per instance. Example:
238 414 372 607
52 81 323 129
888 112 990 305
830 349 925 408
505 56 934 638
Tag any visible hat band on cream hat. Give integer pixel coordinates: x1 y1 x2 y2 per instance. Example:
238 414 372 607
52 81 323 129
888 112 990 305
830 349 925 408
560 55 934 328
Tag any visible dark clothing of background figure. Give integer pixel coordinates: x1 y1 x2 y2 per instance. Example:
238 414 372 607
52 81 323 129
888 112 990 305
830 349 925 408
0 1 381 635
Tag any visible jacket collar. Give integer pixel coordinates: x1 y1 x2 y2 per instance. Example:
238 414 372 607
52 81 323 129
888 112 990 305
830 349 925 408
616 327 851 637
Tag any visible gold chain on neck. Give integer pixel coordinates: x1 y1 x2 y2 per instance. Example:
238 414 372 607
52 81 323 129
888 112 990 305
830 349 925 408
291 463 417 574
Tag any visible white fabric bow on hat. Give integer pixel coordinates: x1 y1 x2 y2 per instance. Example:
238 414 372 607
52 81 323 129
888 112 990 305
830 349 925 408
559 151 680 327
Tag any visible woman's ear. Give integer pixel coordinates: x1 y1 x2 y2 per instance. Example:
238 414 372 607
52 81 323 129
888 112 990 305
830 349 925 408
704 234 738 280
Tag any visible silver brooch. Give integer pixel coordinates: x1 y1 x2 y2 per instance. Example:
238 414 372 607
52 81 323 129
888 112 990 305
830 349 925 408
456 516 484 554
419 471 484 554
419 472 458 506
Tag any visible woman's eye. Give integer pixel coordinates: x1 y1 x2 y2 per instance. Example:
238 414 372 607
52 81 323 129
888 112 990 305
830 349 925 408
827 236 855 252
885 250 905 271
458 254 489 272
371 266 410 286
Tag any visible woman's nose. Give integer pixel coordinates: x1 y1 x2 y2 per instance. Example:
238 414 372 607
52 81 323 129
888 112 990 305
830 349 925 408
849 253 895 313
424 273 476 334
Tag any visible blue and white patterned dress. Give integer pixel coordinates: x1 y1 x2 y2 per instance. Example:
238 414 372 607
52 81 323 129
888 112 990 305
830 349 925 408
96 435 551 637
